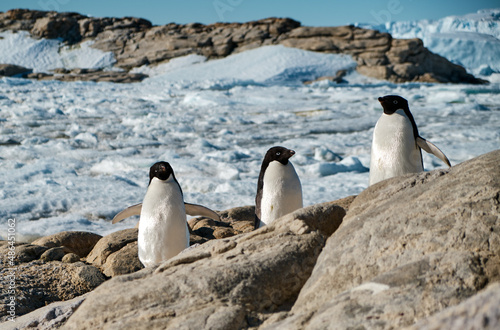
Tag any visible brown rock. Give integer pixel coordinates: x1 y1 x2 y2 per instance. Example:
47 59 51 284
267 150 500 329
0 243 48 264
32 231 102 258
31 14 82 43
100 241 143 277
86 228 137 266
0 261 105 322
62 253 81 264
40 247 66 262
407 282 500 330
0 293 89 330
0 64 31 77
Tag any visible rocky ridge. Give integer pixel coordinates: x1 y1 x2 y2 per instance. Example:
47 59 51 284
0 9 486 84
0 149 499 329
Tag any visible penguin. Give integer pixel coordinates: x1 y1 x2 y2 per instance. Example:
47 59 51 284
369 95 451 186
255 146 303 228
115 161 220 267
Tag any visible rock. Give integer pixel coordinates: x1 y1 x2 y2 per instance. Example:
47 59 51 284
266 150 500 329
31 231 102 258
0 64 31 77
16 244 48 263
187 205 256 240
26 72 52 79
0 9 485 84
406 282 500 330
40 247 66 262
51 69 148 83
303 69 348 85
31 14 81 43
100 241 143 277
0 261 105 322
86 228 137 267
0 293 89 330
62 253 81 263
0 243 48 264
61 201 348 329
26 69 149 83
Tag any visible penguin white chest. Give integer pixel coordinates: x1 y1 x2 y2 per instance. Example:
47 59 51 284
260 161 302 226
138 177 188 267
370 110 423 185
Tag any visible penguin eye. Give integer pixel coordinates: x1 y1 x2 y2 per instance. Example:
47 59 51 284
393 100 398 104
276 152 281 156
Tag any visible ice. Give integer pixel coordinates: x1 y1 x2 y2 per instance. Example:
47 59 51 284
0 13 499 241
360 9 500 76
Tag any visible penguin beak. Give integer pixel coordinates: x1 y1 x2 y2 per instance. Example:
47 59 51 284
287 149 296 159
158 164 167 173
378 97 391 114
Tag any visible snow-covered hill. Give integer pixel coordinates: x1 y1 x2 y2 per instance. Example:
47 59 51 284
360 8 500 76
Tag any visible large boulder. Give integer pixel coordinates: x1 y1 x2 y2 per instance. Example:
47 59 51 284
32 231 102 258
266 149 500 329
61 201 347 329
86 228 142 277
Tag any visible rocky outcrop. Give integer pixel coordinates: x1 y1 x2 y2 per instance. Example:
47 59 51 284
281 27 484 84
0 9 485 84
265 149 500 329
50 150 500 328
1 151 498 328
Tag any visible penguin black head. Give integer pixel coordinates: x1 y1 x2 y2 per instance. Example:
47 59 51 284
378 95 419 139
149 161 175 184
264 146 295 166
378 95 409 115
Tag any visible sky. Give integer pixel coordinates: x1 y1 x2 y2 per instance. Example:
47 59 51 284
0 0 498 27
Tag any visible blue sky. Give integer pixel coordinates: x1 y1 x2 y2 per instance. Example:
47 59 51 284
1 0 498 26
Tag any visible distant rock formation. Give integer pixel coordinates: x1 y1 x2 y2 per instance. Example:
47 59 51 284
0 9 486 84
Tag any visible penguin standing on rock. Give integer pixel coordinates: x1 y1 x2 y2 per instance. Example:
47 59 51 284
369 95 451 186
112 161 220 267
255 146 303 228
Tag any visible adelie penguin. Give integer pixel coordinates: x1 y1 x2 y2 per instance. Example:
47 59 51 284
112 161 220 267
369 95 451 186
255 146 303 228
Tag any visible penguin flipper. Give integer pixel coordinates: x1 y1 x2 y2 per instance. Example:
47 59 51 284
416 137 451 167
112 203 142 224
185 203 220 221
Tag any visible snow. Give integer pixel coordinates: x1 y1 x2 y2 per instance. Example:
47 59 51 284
145 45 357 88
0 11 499 242
359 8 500 76
0 30 115 72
